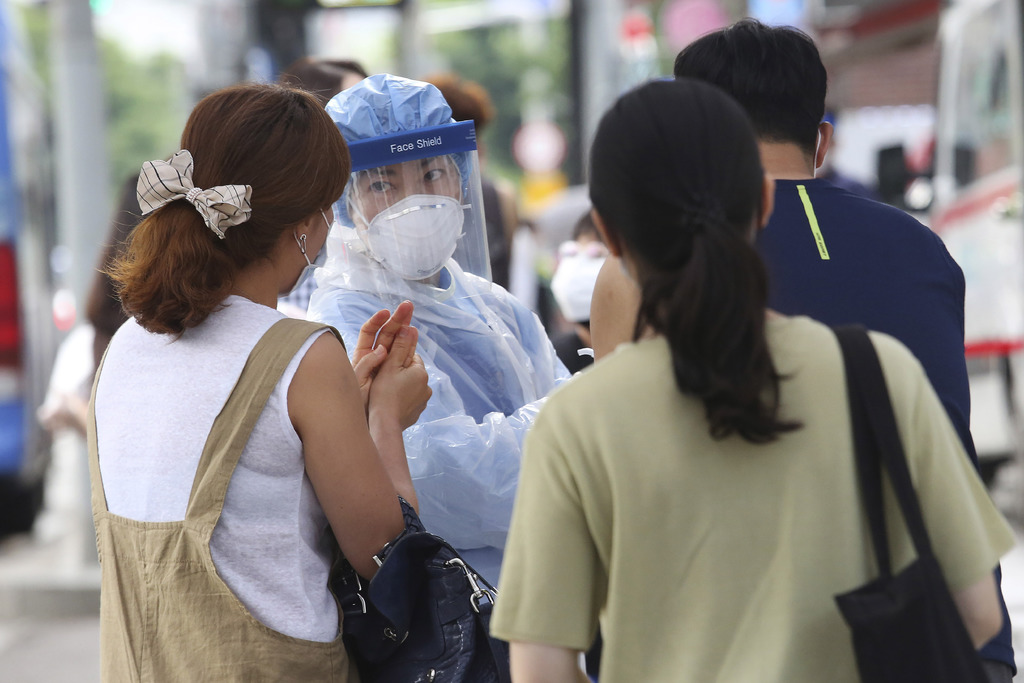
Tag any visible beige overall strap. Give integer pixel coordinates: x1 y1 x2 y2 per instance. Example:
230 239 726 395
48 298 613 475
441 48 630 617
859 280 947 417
86 346 113 514
184 319 343 535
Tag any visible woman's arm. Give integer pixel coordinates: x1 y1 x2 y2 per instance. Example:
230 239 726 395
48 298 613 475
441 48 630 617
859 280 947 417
952 572 1003 648
509 642 588 683
366 325 430 510
289 328 429 578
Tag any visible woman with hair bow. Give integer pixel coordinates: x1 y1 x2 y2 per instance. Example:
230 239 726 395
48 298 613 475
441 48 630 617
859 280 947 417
88 83 431 681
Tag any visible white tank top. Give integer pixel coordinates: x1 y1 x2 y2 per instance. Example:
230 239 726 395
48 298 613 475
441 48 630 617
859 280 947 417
94 296 338 642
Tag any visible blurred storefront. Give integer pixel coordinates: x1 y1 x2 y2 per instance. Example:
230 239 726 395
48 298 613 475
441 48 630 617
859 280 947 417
806 0 943 194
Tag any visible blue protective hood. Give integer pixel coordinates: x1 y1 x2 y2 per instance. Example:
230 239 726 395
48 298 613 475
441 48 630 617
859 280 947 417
327 73 456 141
326 74 473 227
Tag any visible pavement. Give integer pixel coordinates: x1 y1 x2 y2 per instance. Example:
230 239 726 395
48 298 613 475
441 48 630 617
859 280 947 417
4 437 1024 682
0 433 100 683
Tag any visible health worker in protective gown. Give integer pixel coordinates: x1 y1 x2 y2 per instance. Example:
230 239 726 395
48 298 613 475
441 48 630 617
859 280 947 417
307 74 570 583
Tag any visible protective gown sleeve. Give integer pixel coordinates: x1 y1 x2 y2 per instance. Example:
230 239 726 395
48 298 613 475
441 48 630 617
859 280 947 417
308 281 571 552
401 297 570 550
402 378 546 550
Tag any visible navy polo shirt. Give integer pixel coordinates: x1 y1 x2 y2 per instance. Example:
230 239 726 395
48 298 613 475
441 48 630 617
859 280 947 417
758 178 1014 669
759 178 973 461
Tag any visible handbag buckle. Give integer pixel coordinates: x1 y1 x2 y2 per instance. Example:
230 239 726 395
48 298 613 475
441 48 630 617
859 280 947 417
446 558 497 614
340 570 368 615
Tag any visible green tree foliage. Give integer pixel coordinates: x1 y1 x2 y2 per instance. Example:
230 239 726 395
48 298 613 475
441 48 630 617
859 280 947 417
432 19 572 183
100 42 187 191
17 4 187 204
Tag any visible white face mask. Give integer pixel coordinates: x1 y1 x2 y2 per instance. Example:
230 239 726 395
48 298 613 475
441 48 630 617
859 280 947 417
550 242 607 323
360 194 464 281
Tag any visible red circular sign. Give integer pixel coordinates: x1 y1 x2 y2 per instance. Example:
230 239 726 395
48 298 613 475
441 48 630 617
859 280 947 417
512 120 568 174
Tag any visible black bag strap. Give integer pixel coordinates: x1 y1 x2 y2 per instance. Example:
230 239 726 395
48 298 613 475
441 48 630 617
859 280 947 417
479 608 512 683
837 326 892 577
834 326 939 576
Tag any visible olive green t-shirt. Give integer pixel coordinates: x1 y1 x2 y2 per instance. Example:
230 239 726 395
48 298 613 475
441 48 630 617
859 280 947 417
491 315 1014 683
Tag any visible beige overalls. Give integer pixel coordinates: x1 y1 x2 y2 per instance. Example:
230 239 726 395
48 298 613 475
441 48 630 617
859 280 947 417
87 319 357 682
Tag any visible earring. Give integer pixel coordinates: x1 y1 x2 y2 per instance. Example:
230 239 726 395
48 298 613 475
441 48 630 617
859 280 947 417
293 229 313 267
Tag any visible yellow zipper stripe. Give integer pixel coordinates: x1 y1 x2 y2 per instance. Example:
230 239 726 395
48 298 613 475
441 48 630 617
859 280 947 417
797 184 829 260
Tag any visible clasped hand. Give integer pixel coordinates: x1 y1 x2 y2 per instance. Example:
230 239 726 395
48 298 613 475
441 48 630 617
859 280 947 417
352 300 431 430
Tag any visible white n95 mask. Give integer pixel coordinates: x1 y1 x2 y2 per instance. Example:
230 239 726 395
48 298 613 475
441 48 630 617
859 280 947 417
363 194 465 280
550 241 607 323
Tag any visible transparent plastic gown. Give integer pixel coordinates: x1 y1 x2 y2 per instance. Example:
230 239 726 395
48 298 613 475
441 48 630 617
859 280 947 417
308 229 570 582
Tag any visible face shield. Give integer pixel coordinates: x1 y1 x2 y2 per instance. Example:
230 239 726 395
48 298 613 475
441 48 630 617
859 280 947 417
334 120 490 284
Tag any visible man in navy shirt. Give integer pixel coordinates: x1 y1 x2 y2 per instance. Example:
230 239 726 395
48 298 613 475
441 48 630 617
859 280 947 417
674 18 1014 681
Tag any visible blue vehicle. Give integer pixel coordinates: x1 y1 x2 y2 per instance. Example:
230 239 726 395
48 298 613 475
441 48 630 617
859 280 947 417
0 2 58 537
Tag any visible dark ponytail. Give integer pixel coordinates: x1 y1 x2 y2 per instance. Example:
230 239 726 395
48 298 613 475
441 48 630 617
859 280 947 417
590 78 800 443
635 217 798 442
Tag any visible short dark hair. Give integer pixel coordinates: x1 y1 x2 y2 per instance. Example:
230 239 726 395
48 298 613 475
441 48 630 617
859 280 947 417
278 57 369 105
572 210 598 242
673 19 827 156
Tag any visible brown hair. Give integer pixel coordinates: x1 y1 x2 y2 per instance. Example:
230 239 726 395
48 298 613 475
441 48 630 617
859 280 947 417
110 83 350 334
424 73 495 133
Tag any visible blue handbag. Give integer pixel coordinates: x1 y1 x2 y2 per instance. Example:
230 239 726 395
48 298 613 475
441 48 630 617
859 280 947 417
333 498 511 683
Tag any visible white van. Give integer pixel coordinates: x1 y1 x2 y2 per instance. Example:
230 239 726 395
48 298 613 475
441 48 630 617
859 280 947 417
922 0 1024 470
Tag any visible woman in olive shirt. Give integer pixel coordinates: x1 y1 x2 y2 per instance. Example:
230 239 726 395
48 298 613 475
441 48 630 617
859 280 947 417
491 78 1011 682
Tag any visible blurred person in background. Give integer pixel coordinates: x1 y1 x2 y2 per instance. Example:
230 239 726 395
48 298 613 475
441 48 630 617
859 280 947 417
91 82 430 680
307 74 570 584
87 173 139 369
37 173 142 438
549 210 606 374
426 71 518 291
492 76 1011 683
277 57 369 317
671 18 1015 681
529 185 594 335
278 56 368 106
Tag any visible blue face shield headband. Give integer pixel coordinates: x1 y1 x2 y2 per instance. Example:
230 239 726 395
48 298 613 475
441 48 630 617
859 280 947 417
335 121 477 227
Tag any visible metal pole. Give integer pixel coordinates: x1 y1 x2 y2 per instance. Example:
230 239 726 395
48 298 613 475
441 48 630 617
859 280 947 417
568 0 584 185
51 0 109 305
399 0 426 78
50 0 109 567
576 0 622 183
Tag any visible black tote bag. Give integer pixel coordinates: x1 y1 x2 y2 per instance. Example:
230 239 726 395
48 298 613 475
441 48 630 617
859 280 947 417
832 326 988 683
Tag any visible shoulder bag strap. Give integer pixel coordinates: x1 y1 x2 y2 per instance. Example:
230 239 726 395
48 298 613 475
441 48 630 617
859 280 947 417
835 325 892 577
834 325 938 572
86 344 114 514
